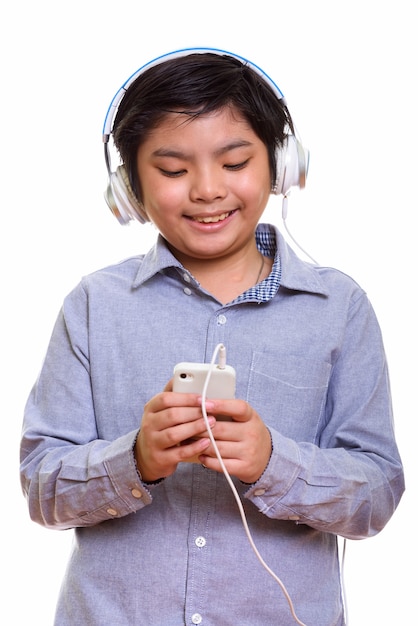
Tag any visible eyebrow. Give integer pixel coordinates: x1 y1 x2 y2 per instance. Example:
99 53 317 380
151 140 253 160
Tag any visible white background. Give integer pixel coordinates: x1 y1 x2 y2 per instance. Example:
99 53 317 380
2 1 415 624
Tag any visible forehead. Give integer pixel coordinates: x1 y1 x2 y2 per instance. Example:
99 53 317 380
142 105 258 149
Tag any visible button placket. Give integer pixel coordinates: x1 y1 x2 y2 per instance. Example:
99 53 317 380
182 271 193 296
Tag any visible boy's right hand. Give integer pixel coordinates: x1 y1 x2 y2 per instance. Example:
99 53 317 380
134 380 216 482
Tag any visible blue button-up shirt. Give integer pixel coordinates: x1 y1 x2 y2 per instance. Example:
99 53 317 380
20 224 404 626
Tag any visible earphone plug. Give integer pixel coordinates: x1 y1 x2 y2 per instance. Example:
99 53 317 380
218 344 227 369
282 195 289 220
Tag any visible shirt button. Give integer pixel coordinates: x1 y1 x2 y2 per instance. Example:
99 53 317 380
131 488 142 499
184 287 192 296
253 488 266 496
106 508 118 516
217 314 227 325
195 536 206 548
191 614 203 624
183 272 191 283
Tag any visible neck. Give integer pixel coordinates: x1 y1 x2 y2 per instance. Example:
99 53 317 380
172 246 271 304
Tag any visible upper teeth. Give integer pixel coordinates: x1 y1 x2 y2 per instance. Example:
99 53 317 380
195 212 230 223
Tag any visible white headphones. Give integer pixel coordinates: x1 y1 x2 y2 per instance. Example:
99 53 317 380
102 47 309 225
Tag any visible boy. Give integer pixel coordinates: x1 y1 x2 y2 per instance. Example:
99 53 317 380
20 49 404 625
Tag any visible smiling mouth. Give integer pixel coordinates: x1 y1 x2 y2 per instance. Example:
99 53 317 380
192 211 234 223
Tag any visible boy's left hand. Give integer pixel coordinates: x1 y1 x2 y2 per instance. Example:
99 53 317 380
198 399 272 484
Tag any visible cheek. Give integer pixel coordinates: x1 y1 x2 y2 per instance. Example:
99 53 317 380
236 170 271 207
136 162 177 212
141 179 186 218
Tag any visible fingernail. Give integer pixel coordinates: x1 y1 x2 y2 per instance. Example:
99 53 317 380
203 400 215 410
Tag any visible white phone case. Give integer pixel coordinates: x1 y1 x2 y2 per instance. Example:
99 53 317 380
173 362 236 399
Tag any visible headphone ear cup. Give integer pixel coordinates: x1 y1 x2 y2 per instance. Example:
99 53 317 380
105 166 148 225
273 135 309 196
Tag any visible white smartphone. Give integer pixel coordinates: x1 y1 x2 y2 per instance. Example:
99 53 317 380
173 362 236 399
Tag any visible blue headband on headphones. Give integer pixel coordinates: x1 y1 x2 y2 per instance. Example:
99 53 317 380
102 47 285 140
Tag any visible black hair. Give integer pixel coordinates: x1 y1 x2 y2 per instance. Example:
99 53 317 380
112 53 294 199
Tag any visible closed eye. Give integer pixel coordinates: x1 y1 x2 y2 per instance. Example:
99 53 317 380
158 168 186 178
224 159 250 171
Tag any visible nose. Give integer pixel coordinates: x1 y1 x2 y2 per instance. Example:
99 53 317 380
189 166 227 203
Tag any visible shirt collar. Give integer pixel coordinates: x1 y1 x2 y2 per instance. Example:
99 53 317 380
271 226 330 296
132 223 329 298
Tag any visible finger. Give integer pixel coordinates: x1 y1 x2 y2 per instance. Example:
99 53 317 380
164 378 173 392
161 415 216 449
200 398 252 423
175 436 212 462
154 390 203 411
144 392 204 432
197 452 241 474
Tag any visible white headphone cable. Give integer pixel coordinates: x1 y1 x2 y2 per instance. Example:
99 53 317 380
340 535 349 625
201 343 307 626
282 195 319 265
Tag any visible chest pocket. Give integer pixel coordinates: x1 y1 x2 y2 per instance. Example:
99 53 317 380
246 351 331 443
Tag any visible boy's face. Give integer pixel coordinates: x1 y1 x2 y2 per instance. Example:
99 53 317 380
136 105 271 266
